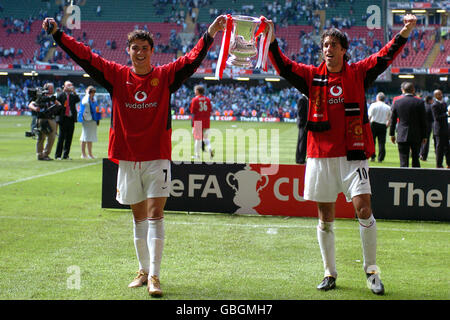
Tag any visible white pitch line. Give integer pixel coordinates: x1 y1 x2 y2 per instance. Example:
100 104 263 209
163 220 450 233
0 215 447 233
0 161 101 188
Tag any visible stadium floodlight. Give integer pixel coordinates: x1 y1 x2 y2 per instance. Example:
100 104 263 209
436 10 446 13
204 76 219 80
265 77 280 82
391 10 406 13
439 76 448 82
236 77 250 81
411 10 426 14
82 73 90 77
0 72 8 76
398 74 414 79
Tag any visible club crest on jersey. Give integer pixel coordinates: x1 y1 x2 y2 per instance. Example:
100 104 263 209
134 91 147 102
150 78 159 87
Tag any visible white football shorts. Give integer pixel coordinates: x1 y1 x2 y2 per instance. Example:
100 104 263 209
303 157 371 203
116 159 171 205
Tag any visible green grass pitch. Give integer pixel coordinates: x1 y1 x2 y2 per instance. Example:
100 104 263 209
0 116 448 300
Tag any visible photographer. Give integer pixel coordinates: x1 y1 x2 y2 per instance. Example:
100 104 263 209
28 82 62 161
55 81 80 160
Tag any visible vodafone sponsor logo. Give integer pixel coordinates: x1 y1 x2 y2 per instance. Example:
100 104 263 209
124 91 158 109
329 85 344 105
125 102 158 109
134 91 147 102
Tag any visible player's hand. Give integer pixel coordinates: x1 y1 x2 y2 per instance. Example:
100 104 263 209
399 14 417 38
390 136 396 144
42 17 58 35
261 17 275 43
208 15 227 38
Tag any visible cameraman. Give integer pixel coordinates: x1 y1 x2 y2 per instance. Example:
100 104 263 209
28 82 62 161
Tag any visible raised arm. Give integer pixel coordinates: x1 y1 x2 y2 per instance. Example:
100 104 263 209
265 20 311 97
167 15 226 93
42 18 121 93
356 15 417 89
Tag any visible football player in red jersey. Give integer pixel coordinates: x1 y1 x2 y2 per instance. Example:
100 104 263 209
265 14 417 295
190 85 214 159
43 15 226 297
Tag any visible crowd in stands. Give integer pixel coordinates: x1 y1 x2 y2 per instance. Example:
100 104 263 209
3 77 445 123
2 0 448 69
172 83 302 118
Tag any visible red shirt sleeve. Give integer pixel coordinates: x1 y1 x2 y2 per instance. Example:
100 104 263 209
167 32 214 93
53 30 123 93
268 40 312 97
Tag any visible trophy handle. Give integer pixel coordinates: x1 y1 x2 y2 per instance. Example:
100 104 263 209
257 175 269 192
226 173 238 192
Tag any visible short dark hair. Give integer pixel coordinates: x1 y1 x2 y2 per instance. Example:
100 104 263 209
320 28 350 62
194 85 205 95
127 29 154 48
402 82 415 94
425 95 433 103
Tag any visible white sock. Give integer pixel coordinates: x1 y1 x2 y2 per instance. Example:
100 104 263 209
194 139 201 157
317 220 337 278
204 138 212 152
133 219 150 273
359 214 377 273
148 218 165 278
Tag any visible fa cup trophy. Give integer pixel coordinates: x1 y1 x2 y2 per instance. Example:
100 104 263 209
226 165 269 214
215 15 273 79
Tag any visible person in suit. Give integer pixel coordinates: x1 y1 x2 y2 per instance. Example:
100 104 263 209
295 94 308 164
419 96 435 161
389 82 427 167
55 81 80 160
431 89 450 168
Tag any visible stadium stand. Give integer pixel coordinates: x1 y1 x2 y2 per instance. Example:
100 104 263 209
431 39 450 68
0 0 448 115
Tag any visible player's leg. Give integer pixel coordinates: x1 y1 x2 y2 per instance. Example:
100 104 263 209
194 139 201 159
303 158 340 291
353 193 384 295
192 121 202 159
203 129 214 158
316 202 337 291
116 161 150 288
128 200 150 288
147 197 166 297
141 160 170 297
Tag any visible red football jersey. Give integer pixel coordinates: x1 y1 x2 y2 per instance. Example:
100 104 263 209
306 71 347 158
53 30 213 161
269 33 407 158
190 95 212 130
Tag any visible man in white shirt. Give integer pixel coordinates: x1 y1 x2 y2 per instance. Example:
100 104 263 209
368 92 392 162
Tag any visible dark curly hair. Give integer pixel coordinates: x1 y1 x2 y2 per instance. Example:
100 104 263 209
127 29 154 49
320 28 350 62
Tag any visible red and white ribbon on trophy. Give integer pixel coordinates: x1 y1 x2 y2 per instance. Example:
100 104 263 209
214 15 273 79
215 14 233 80
254 16 272 72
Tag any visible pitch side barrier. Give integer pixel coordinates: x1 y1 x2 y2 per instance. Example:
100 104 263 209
102 159 450 222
